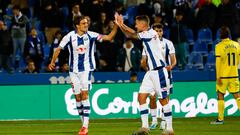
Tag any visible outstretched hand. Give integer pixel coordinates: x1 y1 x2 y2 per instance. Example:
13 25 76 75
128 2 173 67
114 12 123 26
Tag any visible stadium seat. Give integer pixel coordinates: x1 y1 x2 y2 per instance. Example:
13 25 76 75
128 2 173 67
125 6 138 26
186 52 204 70
185 28 194 45
205 52 215 71
43 44 50 59
210 40 220 53
4 20 11 30
193 40 208 56
163 28 170 39
197 28 213 44
5 7 13 15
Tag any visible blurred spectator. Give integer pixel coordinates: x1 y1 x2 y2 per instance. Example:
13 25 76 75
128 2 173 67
0 0 11 18
152 0 165 16
24 28 44 72
11 0 30 18
67 3 82 31
85 15 97 31
96 12 109 34
130 71 138 82
22 59 38 73
137 1 153 17
170 9 187 69
88 0 113 23
152 14 168 27
196 0 217 33
48 30 68 72
216 0 239 40
96 20 118 71
59 62 69 73
0 20 13 73
41 2 63 44
116 38 141 72
4 5 29 69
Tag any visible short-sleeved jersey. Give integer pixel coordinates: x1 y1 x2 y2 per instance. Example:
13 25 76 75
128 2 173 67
59 30 103 73
215 38 240 78
138 29 166 70
161 38 175 65
142 37 175 65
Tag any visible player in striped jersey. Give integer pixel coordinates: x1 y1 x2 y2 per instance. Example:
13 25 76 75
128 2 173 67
115 14 174 135
147 23 176 130
48 15 118 135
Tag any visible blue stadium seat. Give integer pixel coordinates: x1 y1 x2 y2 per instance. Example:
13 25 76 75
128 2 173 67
185 28 194 45
125 6 138 26
197 28 213 44
163 28 170 39
210 40 220 53
60 6 69 19
205 52 215 71
6 7 13 15
4 20 12 30
43 44 50 59
186 52 204 70
193 40 208 56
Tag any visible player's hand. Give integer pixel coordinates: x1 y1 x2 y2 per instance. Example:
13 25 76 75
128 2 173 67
217 78 223 85
48 63 55 71
114 12 123 26
165 65 172 71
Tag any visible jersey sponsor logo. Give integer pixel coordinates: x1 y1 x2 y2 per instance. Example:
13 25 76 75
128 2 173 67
77 45 87 54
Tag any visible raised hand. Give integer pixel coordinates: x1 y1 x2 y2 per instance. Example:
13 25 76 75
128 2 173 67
114 12 123 26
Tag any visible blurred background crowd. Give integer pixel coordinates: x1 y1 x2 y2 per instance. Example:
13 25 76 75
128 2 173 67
0 0 240 74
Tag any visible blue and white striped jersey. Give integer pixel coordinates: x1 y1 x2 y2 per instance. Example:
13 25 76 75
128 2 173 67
59 30 103 72
138 29 166 70
142 37 175 66
161 38 175 66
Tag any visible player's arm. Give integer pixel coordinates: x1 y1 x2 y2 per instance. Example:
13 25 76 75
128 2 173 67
166 53 177 71
48 47 61 70
115 13 139 40
48 34 69 70
141 50 148 71
215 45 222 84
166 41 177 71
101 23 118 41
141 55 148 71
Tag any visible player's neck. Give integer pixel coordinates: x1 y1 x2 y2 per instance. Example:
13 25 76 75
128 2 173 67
77 30 86 36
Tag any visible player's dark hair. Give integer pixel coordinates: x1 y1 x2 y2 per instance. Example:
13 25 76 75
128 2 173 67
12 5 20 10
220 26 231 39
73 15 86 28
135 15 150 25
152 23 163 30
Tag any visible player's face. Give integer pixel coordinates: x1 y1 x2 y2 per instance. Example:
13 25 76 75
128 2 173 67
77 19 89 33
154 28 163 38
135 20 146 32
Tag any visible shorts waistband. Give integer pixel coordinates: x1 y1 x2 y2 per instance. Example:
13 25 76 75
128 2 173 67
153 66 164 70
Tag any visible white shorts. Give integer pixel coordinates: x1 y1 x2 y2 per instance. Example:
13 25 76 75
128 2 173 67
69 71 92 94
139 68 170 99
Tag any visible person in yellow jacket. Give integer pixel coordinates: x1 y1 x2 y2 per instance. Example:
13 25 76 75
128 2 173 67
211 26 240 124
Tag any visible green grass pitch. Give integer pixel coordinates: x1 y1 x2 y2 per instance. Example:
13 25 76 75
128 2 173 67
0 117 239 135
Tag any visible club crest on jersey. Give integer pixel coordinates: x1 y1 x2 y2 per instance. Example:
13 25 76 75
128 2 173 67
83 37 88 41
77 45 86 54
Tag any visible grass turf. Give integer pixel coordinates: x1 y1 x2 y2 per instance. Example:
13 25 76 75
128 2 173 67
0 117 239 135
